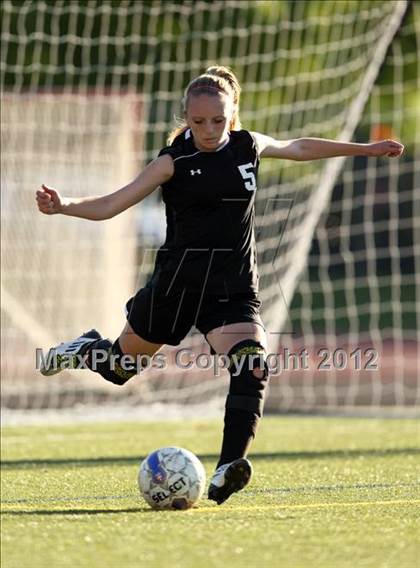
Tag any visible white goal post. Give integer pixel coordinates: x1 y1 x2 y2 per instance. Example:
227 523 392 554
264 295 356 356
1 0 418 418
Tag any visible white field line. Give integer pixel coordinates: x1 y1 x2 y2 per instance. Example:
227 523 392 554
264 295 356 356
1 498 419 514
193 498 420 514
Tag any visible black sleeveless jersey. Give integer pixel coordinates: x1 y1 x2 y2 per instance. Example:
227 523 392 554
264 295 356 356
148 129 260 295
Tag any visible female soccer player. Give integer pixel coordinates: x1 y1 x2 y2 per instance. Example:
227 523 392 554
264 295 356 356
36 66 404 504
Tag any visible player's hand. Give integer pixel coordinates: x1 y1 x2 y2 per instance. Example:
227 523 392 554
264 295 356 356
36 184 65 215
367 139 404 158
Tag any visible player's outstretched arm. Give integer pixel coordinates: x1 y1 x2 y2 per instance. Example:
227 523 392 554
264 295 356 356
36 154 174 220
251 132 404 161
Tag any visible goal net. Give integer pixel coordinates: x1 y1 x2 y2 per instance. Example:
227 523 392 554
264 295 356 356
1 0 417 419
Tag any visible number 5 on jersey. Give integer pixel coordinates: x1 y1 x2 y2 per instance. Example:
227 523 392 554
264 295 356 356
238 163 257 191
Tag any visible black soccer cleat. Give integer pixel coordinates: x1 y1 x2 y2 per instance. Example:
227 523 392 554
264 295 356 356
40 329 102 376
208 458 253 505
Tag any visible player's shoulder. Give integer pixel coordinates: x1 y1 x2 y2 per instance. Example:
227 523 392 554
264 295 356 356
158 129 196 162
230 129 254 142
230 129 259 155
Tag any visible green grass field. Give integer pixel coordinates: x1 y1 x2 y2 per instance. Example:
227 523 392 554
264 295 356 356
1 416 419 568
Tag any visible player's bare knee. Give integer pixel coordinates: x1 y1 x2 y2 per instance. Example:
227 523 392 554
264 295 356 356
252 366 265 380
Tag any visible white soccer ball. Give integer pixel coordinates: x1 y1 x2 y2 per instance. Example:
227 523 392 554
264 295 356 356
138 446 206 510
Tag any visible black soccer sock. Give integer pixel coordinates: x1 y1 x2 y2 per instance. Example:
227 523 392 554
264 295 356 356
216 340 269 468
85 338 138 386
217 408 259 468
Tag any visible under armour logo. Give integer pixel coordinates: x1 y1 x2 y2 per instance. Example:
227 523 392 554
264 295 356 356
190 169 202 176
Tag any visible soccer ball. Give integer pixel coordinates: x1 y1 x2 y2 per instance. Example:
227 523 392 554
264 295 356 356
138 446 206 510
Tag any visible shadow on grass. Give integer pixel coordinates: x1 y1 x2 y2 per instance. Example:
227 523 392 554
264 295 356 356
1 447 419 470
0 506 295 518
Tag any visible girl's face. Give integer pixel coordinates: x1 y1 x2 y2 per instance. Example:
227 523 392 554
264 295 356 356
185 93 233 152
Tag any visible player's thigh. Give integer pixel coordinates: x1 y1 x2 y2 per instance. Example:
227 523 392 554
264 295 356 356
118 321 164 357
206 322 268 355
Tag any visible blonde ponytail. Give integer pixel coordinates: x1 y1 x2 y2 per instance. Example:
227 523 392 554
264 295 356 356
167 65 242 144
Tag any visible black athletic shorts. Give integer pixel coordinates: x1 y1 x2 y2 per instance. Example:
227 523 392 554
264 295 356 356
125 285 264 349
